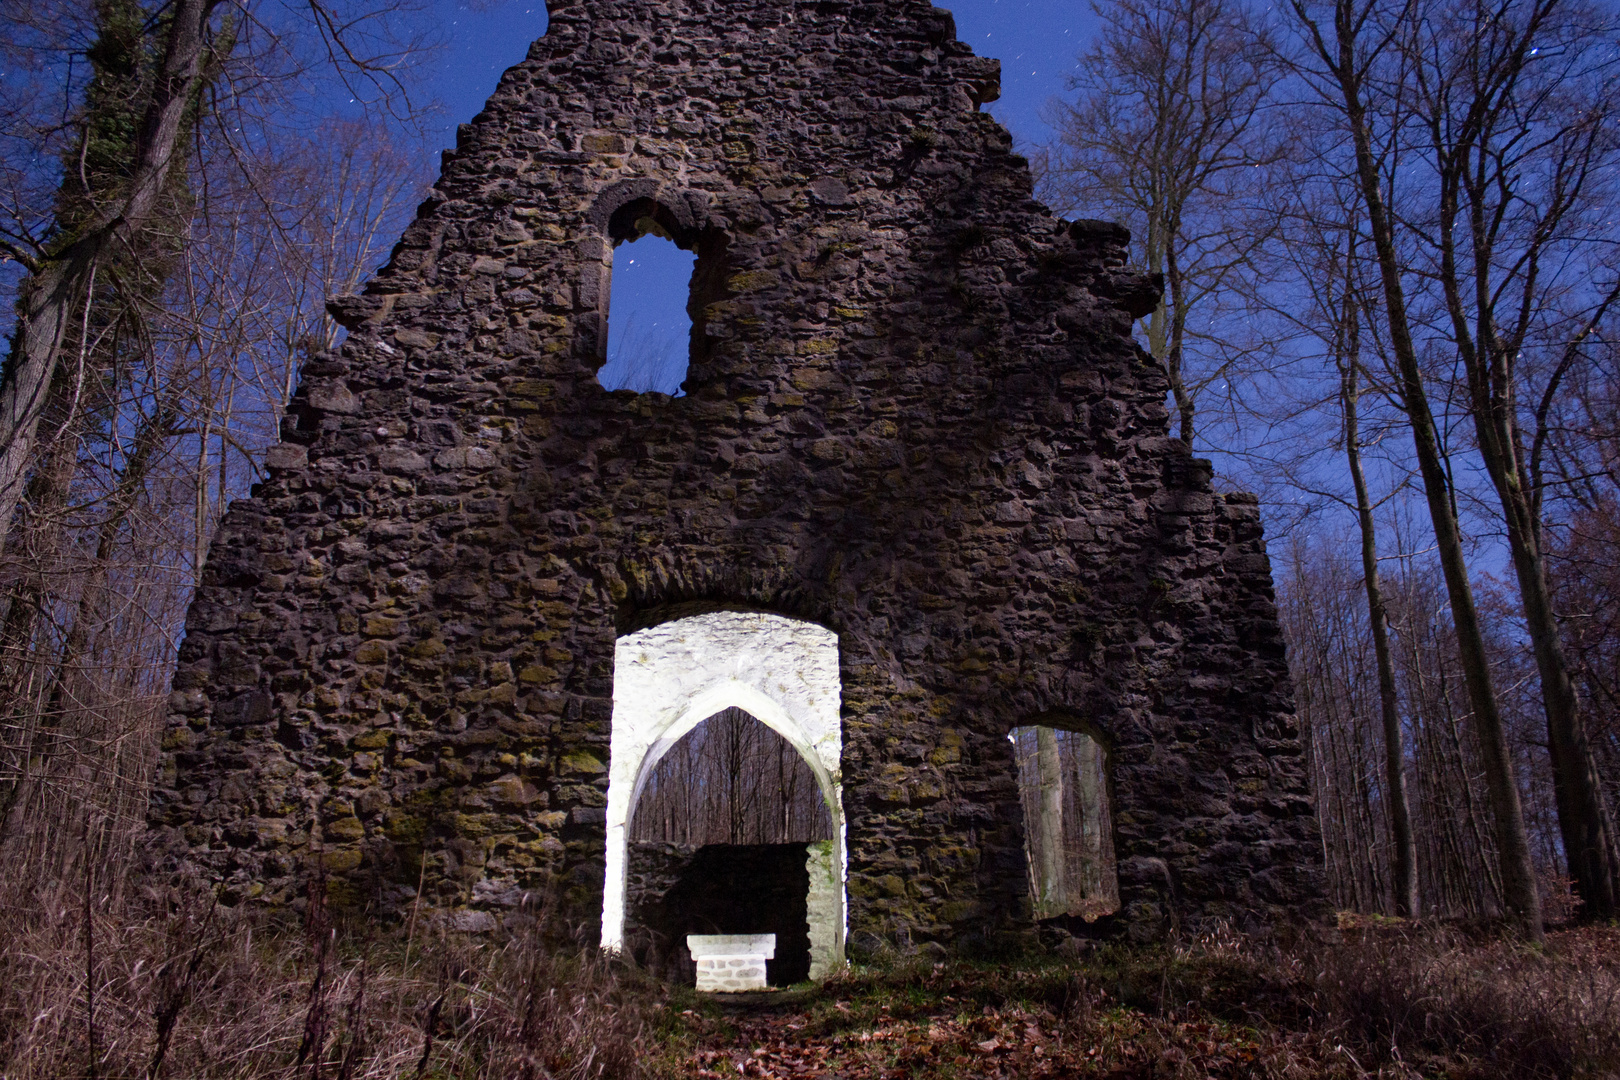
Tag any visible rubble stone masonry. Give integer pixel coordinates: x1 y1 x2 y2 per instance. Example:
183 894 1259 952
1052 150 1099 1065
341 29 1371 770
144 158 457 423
148 0 1326 948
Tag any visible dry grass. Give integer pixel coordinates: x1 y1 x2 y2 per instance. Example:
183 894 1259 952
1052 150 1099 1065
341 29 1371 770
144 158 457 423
1074 920 1620 1078
676 920 1620 1079
0 880 676 1080
4 882 1617 1080
1309 922 1620 1078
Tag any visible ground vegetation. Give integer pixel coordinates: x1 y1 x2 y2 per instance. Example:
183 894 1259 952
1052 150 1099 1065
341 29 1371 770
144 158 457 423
3 893 1616 1079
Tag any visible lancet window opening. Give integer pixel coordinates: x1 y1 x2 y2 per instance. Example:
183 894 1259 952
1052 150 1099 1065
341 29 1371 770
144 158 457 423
593 196 728 396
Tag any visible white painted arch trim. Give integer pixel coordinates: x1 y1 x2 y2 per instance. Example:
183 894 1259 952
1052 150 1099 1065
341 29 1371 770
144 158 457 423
599 610 846 969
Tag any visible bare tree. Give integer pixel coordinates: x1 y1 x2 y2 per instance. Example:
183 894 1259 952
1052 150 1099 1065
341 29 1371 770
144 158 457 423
1256 174 1422 915
1286 540 1395 912
0 0 433 551
631 708 834 847
1037 0 1281 447
1011 725 1118 921
1339 290 1421 918
1282 529 1565 918
1285 0 1546 938
1276 0 1620 925
0 0 228 549
0 0 432 893
1033 725 1065 915
1402 0 1620 919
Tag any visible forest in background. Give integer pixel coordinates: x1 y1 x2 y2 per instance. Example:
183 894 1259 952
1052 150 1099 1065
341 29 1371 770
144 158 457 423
0 0 1615 947
0 0 435 904
1032 0 1620 933
630 707 834 847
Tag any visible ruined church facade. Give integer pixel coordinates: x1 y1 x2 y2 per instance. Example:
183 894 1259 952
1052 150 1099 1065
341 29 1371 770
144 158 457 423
149 0 1324 954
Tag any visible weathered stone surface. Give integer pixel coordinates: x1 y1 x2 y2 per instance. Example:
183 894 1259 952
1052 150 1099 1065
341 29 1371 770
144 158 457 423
602 612 843 956
147 0 1325 947
624 840 702 980
806 839 841 979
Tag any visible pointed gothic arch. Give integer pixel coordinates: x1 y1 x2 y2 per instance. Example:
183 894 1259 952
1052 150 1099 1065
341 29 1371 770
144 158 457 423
600 610 845 976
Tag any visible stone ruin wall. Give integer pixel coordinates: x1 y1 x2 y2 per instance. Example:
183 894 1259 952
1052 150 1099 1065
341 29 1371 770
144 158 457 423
148 0 1327 949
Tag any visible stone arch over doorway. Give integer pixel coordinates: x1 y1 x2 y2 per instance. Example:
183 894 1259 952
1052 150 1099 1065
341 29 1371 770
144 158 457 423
600 611 845 975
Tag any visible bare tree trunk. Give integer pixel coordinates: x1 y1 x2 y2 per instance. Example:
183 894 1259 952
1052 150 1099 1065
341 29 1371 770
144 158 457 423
0 428 81 850
1479 428 1620 917
0 0 222 548
1165 243 1194 445
1075 735 1106 901
1436 209 1620 918
1034 726 1065 917
1146 238 1195 445
193 414 212 578
46 389 179 721
1340 348 1419 916
1291 0 1543 938
1417 0 1620 921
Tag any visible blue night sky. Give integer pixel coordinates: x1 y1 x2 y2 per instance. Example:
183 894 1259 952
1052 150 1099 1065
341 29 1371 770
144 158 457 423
423 0 1101 393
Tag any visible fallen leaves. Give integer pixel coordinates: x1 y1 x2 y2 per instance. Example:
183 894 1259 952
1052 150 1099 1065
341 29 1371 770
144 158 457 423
680 1000 1261 1079
665 924 1620 1079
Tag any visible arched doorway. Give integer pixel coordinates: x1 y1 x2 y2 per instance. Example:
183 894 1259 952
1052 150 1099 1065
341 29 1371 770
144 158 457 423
626 706 836 984
600 611 845 980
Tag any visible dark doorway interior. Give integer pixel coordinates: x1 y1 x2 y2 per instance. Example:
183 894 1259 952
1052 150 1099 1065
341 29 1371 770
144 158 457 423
628 842 812 986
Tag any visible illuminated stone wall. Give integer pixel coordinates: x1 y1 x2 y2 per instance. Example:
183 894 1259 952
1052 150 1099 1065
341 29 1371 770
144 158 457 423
601 611 842 959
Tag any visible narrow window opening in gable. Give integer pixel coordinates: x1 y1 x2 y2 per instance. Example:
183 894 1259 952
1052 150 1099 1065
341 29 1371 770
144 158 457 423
598 228 695 395
595 198 727 396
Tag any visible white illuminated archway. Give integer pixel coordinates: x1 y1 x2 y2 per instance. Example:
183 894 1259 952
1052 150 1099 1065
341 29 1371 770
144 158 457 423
599 611 845 973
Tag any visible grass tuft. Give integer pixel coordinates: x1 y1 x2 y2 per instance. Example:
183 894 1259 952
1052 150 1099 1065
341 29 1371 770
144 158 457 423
0 884 678 1079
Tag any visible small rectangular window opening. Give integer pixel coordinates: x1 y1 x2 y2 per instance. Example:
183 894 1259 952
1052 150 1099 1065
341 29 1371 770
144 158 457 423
1010 725 1120 920
595 198 728 398
597 229 695 396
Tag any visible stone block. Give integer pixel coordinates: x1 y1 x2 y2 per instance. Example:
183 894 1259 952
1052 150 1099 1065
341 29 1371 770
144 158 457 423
688 934 776 992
